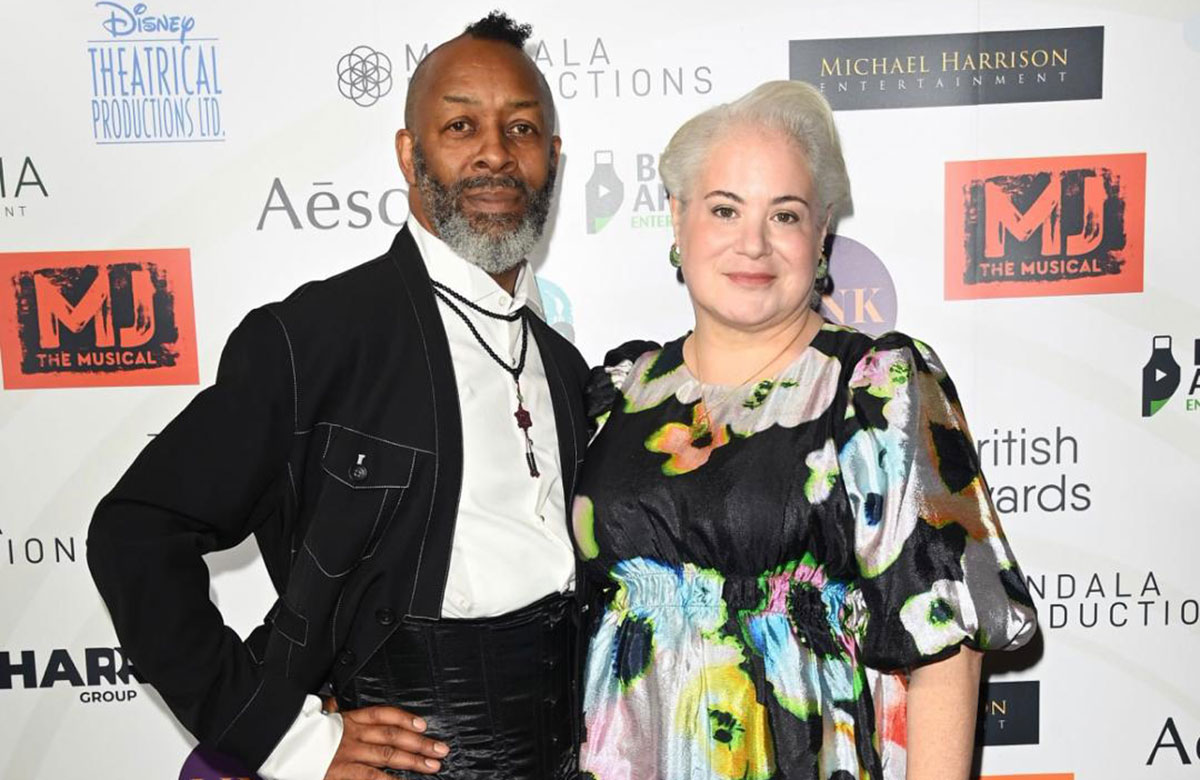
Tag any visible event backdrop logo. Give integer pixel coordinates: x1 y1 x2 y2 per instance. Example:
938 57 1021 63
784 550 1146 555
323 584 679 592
87 2 225 144
0 646 143 703
790 27 1103 111
535 277 575 342
255 178 410 230
0 156 48 220
820 235 897 336
945 153 1145 300
585 151 625 233
337 45 393 108
1027 568 1197 630
400 36 714 101
1142 335 1199 416
0 249 199 390
979 680 1039 746
1148 717 1200 766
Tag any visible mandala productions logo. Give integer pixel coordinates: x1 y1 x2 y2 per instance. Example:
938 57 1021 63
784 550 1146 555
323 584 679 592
1141 334 1200 416
337 45 393 108
0 646 143 703
87 2 225 144
819 235 897 336
179 745 260 780
945 153 1145 300
0 249 199 390
1 156 48 220
585 151 625 234
790 27 1102 111
1 528 80 569
1028 568 1198 630
979 680 1039 746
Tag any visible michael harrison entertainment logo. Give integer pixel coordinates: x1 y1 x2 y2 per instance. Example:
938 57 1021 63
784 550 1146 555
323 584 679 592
0 646 144 704
944 153 1145 300
87 2 225 144
337 45 393 108
0 155 47 220
979 680 1039 746
790 26 1102 111
1142 334 1200 416
0 249 199 390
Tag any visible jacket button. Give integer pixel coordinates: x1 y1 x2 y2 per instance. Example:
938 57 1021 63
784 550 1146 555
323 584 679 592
349 464 369 483
375 607 396 626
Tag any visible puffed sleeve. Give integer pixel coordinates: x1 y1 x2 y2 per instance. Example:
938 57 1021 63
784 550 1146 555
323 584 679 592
585 339 660 438
834 334 1037 671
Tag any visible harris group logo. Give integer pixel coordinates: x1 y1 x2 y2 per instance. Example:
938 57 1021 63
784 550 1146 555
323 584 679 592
1142 335 1199 416
790 27 1102 111
0 646 144 704
945 153 1145 300
0 249 199 389
87 2 225 144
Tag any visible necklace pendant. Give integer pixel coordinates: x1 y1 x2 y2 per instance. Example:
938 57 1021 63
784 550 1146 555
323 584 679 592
514 403 533 431
526 450 541 478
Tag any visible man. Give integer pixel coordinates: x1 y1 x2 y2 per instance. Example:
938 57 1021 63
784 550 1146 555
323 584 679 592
88 13 587 780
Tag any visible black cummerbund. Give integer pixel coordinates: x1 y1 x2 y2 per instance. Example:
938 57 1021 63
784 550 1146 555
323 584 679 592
336 593 577 779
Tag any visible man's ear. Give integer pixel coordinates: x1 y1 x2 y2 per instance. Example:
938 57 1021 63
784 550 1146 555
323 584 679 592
396 129 418 186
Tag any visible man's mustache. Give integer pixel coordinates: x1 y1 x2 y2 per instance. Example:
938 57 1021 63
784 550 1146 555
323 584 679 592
454 175 528 193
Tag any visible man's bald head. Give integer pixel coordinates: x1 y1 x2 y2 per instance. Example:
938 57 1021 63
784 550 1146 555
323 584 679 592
404 11 556 134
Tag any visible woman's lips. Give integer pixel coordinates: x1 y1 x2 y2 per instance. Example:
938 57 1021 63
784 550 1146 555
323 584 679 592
725 272 776 286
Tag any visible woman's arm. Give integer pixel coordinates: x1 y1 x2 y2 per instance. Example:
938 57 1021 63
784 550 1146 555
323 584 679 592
905 647 983 780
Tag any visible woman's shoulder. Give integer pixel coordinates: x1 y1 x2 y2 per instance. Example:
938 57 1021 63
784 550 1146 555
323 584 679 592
816 322 945 376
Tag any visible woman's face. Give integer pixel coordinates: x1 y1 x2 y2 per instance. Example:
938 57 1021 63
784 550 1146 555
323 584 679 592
672 125 827 334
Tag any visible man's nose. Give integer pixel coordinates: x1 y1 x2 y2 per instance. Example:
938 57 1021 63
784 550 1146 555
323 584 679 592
472 124 517 173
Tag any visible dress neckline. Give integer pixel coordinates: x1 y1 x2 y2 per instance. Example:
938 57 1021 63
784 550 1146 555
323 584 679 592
669 320 837 391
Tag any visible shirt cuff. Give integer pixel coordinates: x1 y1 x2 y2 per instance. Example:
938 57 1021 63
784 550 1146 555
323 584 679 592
256 694 343 780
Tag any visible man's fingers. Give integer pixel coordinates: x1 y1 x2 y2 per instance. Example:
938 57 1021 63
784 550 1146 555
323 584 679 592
356 725 450 758
347 705 427 732
347 743 443 774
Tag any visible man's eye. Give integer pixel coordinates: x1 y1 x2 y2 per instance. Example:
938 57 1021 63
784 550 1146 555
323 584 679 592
510 123 537 136
447 120 471 133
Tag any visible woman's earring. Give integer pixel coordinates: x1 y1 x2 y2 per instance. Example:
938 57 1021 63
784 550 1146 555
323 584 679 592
816 251 829 281
669 243 682 268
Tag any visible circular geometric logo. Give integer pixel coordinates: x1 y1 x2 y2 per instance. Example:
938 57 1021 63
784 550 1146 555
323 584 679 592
179 745 258 780
819 234 898 336
337 45 393 108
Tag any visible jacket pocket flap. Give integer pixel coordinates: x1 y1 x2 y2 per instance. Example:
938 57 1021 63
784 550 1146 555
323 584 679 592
320 427 417 490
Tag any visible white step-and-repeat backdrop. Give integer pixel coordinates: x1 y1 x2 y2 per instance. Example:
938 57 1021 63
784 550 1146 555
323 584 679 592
2 1 1198 778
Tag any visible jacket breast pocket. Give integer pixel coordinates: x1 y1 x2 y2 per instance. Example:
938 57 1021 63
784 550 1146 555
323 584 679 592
303 426 417 578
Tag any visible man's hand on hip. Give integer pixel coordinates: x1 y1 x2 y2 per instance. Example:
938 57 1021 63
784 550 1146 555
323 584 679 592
322 703 449 779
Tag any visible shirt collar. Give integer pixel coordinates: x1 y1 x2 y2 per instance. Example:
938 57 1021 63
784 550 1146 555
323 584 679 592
407 215 543 317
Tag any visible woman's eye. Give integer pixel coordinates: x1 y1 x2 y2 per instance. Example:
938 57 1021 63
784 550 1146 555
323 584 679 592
712 206 736 219
773 211 799 224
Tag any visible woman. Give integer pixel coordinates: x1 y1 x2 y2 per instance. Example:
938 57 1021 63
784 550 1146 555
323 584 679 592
571 81 1037 780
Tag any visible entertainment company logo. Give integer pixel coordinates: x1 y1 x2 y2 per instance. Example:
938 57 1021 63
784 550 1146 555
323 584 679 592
0 249 199 390
0 646 144 704
818 235 897 336
87 2 225 144
979 680 1039 746
583 149 667 234
0 156 48 220
945 153 1145 300
790 27 1102 111
1027 568 1198 630
179 745 260 780
337 45 393 108
1142 334 1200 416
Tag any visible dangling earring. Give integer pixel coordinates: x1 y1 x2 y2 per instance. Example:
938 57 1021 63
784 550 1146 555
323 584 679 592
816 251 829 281
669 243 682 268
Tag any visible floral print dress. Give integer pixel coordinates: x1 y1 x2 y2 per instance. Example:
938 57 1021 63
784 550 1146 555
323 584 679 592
571 324 1037 780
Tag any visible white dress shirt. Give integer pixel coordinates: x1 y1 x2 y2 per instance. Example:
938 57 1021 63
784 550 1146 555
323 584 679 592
257 218 575 779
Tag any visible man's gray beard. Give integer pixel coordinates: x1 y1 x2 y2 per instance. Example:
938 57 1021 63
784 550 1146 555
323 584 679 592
413 145 557 275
